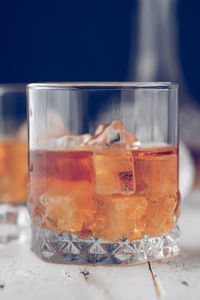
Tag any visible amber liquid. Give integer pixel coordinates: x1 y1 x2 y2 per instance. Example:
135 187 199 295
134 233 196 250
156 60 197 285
0 140 28 205
29 146 180 242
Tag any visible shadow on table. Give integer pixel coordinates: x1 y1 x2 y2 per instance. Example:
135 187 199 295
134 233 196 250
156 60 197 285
154 247 200 271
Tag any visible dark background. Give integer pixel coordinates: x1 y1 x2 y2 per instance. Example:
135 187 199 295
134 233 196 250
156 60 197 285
0 0 199 103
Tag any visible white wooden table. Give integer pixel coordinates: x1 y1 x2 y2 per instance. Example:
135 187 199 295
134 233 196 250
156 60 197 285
0 191 200 300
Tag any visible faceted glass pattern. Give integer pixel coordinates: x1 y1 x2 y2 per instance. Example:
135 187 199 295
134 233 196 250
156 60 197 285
31 224 180 265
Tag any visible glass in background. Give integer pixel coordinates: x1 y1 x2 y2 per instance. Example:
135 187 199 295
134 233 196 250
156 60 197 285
0 84 28 243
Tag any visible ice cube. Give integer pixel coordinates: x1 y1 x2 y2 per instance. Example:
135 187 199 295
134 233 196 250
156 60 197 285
133 149 178 194
93 151 135 195
40 181 95 234
40 193 85 232
144 194 177 237
48 134 91 149
132 148 179 237
93 194 148 242
29 149 95 236
85 120 137 149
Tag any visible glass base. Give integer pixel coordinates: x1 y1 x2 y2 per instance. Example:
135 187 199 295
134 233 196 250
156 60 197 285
0 204 28 243
31 224 180 265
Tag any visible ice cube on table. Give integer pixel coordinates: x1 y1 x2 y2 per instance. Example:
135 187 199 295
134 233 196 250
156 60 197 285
93 151 135 195
48 134 91 149
85 120 137 148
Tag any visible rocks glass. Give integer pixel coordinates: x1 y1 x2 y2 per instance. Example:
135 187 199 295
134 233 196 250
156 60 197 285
0 84 27 242
28 82 180 265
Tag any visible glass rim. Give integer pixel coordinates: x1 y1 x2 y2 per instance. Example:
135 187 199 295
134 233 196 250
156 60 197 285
27 82 178 90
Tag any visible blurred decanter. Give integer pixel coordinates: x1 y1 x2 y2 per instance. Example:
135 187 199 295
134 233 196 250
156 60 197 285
128 0 198 198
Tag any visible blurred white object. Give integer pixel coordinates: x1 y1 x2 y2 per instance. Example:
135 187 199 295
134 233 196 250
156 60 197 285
179 142 195 200
128 0 200 152
128 0 196 200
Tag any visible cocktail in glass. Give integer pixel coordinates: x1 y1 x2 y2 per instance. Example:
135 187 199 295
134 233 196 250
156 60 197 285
0 84 27 242
28 82 180 265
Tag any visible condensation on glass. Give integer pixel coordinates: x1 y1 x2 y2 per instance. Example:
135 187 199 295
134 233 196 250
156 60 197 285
0 84 27 243
28 82 180 265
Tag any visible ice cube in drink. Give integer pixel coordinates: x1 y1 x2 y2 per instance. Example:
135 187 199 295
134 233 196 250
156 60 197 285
93 151 135 195
132 147 179 237
29 150 95 237
93 146 179 241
